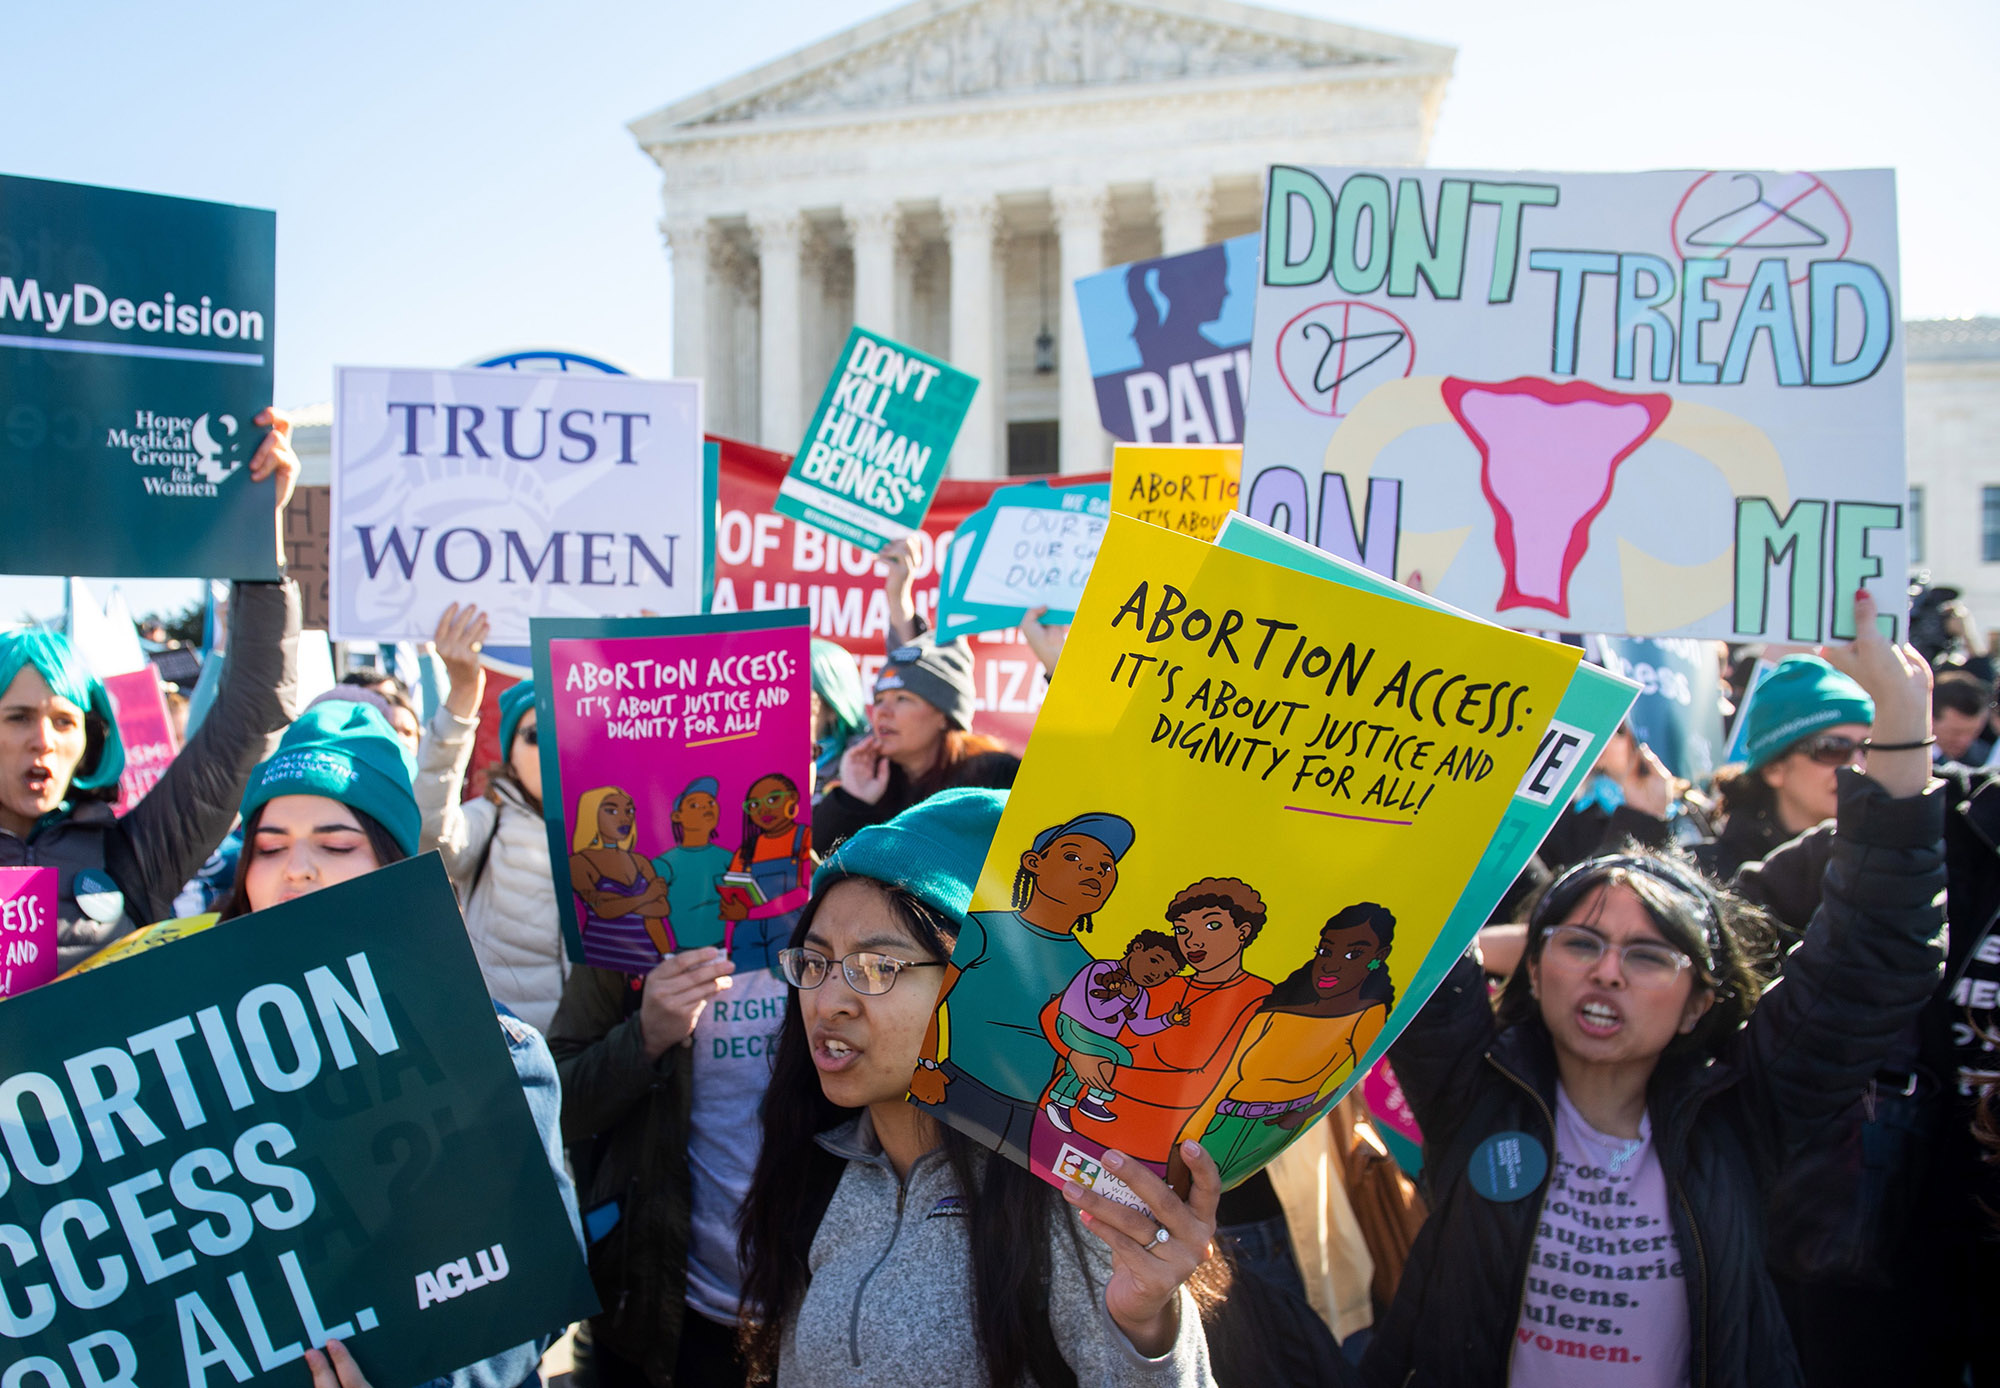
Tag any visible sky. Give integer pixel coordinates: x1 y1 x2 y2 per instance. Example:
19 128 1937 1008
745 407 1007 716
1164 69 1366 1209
3 0 1994 622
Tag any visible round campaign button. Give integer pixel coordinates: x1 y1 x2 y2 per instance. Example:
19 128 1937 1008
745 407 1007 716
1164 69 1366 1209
1468 1130 1548 1202
73 869 126 925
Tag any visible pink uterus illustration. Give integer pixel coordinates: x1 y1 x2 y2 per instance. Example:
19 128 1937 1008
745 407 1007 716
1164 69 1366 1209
1441 377 1673 618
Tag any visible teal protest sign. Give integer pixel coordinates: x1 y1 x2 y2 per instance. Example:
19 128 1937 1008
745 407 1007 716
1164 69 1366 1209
0 174 279 578
1215 512 1638 1079
776 327 977 550
0 856 595 1388
934 481 1109 638
1594 636 1728 786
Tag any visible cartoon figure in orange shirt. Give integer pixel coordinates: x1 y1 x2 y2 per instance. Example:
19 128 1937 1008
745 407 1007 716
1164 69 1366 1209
723 772 814 972
1040 876 1274 1182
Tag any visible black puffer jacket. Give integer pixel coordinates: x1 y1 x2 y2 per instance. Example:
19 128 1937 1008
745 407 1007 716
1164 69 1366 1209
0 580 298 970
547 964 694 1387
1362 772 1945 1388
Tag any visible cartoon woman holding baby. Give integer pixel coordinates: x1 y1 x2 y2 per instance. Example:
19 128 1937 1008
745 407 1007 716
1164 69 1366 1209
568 786 673 973
1172 901 1397 1188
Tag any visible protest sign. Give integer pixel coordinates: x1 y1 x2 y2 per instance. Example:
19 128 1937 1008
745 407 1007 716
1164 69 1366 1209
713 434 1108 749
0 855 596 1387
912 516 1582 1204
1593 636 1728 784
1111 443 1242 541
532 610 812 976
331 367 707 644
1077 236 1258 443
1241 167 1905 642
1213 512 1638 1100
934 482 1110 637
59 913 219 979
776 328 977 549
0 866 57 996
283 486 331 630
0 174 279 579
102 668 180 816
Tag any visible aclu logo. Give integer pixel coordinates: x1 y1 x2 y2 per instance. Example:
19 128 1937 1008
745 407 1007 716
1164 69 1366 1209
414 1243 510 1310
104 409 247 497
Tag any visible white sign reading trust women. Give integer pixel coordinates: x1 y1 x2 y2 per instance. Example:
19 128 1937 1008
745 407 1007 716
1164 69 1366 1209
330 366 706 643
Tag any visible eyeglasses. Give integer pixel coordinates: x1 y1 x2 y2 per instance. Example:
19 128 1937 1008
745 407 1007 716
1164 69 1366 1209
1797 734 1865 768
1541 924 1693 988
746 791 794 810
777 947 942 995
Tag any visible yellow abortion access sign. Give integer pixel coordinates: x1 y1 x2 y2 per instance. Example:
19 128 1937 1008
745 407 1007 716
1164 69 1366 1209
1111 442 1241 542
913 516 1578 1202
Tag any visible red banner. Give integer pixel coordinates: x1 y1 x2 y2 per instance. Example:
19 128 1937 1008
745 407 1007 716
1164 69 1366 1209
711 435 1107 752
465 435 1105 787
102 669 181 816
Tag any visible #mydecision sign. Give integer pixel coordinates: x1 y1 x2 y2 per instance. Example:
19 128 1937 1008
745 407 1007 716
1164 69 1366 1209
0 173 279 579
0 856 596 1388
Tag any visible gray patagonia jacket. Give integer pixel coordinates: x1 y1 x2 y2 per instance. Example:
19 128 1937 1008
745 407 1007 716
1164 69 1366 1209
2 580 298 971
781 1114 1214 1388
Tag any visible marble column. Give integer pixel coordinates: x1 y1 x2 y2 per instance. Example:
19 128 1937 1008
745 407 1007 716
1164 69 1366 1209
846 203 899 338
661 219 711 388
1052 184 1109 475
1155 176 1214 255
943 193 999 478
749 210 805 452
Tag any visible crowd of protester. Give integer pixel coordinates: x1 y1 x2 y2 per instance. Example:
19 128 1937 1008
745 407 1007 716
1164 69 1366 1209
5 410 1995 1387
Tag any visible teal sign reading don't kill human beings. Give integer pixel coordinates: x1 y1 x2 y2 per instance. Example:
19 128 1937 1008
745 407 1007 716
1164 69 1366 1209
0 173 280 579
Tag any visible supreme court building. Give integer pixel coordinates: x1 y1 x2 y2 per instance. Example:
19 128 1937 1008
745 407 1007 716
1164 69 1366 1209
628 0 1453 477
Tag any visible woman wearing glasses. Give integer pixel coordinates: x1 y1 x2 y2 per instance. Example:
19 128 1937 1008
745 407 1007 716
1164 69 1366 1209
740 788 1219 1387
1362 594 1945 1388
1601 653 1876 881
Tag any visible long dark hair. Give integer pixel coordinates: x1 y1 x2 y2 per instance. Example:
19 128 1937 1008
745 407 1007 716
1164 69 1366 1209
1714 761 1779 824
1262 902 1398 1012
1496 847 1776 1059
219 802 407 921
736 877 1083 1388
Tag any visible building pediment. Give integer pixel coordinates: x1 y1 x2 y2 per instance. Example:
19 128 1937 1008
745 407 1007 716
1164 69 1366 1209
629 0 1452 139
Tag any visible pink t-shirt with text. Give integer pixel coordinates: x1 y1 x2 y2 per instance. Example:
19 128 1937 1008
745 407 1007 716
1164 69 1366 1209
1509 1085 1690 1387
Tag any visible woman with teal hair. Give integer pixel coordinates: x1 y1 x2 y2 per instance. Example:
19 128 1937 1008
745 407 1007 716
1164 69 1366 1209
0 409 300 972
810 638 869 797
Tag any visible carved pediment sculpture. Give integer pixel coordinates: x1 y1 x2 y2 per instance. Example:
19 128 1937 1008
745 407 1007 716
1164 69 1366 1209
632 0 1447 136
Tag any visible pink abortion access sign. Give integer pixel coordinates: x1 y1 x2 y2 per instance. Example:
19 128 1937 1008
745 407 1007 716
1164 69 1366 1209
0 867 58 997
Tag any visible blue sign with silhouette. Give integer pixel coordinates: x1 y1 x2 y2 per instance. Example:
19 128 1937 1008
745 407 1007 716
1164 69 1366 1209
1075 235 1258 445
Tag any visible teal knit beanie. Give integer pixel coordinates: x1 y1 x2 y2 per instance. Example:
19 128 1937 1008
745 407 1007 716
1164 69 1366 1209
812 788 1007 928
498 680 536 760
241 701 422 855
1743 655 1874 771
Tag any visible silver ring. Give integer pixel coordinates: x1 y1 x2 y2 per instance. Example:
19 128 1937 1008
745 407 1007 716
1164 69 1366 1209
1151 1226 1170 1246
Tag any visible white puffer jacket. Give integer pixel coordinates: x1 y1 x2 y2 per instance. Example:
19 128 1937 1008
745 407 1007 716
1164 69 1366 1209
416 707 568 1032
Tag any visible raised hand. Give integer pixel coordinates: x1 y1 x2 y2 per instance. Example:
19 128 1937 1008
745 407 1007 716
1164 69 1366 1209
1064 1141 1221 1358
1819 590 1934 799
839 733 892 805
433 603 491 720
1020 605 1069 677
638 947 736 1058
251 407 301 564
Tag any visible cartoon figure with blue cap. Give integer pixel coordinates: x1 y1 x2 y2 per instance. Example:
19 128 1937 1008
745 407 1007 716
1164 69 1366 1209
649 776 734 953
910 810 1135 1164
